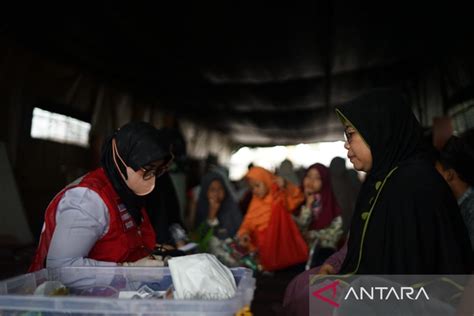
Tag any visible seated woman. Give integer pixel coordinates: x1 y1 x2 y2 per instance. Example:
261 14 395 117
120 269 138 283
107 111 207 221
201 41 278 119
29 122 174 271
334 89 472 275
193 171 243 251
294 163 343 269
237 166 306 271
282 89 473 315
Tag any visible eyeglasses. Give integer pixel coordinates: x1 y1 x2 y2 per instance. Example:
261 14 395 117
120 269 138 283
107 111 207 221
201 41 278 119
344 128 356 144
141 152 175 180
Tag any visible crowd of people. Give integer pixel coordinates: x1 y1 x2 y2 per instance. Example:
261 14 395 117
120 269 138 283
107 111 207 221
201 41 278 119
27 89 474 314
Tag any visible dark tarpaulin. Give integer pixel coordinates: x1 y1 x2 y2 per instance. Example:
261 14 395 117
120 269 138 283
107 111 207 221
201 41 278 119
2 2 474 146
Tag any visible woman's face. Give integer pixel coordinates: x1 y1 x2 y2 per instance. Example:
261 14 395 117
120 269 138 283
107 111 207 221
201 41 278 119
207 179 225 203
303 168 322 196
344 125 373 172
249 179 268 198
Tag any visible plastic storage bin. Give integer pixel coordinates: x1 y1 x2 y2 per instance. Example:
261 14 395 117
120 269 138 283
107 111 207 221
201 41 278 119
0 266 255 315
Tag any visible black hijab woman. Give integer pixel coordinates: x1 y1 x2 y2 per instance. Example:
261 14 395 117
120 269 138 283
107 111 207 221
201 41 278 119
335 89 472 274
29 122 174 271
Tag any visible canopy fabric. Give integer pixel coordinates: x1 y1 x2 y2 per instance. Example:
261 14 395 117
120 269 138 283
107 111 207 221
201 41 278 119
1 3 473 147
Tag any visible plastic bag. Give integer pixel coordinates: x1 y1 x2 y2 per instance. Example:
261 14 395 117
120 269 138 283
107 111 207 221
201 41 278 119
258 199 309 271
168 253 237 300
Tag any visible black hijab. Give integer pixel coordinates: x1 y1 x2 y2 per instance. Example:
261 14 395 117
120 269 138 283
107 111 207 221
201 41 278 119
100 122 172 225
336 89 422 179
335 89 472 274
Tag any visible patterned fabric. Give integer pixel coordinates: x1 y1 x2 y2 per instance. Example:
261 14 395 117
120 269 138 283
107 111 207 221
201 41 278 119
294 194 343 249
309 216 343 249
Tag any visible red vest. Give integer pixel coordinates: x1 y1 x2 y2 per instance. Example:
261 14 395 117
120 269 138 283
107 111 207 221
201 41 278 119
29 168 156 272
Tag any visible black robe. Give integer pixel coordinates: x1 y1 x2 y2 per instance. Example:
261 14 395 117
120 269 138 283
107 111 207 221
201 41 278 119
335 89 472 274
340 155 472 274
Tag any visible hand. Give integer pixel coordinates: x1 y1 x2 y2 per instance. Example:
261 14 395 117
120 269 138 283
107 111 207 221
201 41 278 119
238 234 251 248
208 198 221 219
121 255 165 267
304 230 318 244
319 263 335 275
305 193 315 208
155 243 175 251
275 176 286 189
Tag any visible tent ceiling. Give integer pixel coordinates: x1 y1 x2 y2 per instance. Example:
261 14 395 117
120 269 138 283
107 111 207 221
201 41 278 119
3 3 473 146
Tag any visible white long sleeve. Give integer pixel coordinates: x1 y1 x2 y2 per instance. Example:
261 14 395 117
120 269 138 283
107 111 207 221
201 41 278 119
46 187 117 268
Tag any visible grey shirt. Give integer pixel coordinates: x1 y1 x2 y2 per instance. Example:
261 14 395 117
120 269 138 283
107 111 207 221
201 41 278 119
458 186 474 250
46 187 117 268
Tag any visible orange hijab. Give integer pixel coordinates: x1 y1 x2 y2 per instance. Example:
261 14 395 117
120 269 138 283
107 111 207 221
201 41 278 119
238 167 303 248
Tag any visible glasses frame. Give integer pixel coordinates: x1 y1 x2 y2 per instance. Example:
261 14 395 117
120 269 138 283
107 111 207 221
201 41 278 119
344 127 357 144
141 151 175 180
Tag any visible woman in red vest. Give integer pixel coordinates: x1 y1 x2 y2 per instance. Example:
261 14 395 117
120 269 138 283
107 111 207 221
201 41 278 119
29 122 174 271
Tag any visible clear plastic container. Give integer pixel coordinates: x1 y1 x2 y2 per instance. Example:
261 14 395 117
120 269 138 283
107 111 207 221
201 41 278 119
0 266 255 315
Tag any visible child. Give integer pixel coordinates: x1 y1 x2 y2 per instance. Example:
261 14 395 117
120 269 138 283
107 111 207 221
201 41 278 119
193 171 242 251
237 166 306 271
294 163 343 268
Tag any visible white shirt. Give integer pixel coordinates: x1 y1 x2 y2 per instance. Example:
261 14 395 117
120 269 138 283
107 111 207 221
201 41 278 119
46 187 117 268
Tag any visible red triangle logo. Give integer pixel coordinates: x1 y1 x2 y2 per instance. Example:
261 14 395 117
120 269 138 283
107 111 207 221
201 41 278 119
311 280 340 308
